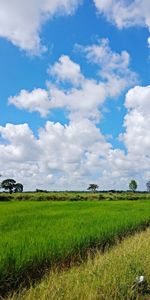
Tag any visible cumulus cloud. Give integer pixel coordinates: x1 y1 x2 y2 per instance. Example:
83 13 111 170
94 0 150 29
0 120 113 190
109 84 150 189
0 123 39 162
0 0 81 54
97 84 150 189
48 55 84 86
1 0 150 54
94 0 150 46
9 89 50 117
121 85 150 156
9 40 137 120
1 2 150 190
1 113 148 191
79 38 137 96
47 80 106 121
2 83 150 190
4 40 150 190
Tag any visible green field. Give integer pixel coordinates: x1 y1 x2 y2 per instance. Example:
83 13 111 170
1 199 150 297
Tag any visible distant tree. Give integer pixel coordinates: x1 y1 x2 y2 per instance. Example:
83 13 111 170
129 180 137 192
146 180 150 192
1 179 23 193
1 179 16 194
14 183 23 193
0 174 2 189
87 184 99 192
36 189 48 193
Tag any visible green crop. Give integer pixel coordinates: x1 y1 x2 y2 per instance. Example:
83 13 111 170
1 200 150 296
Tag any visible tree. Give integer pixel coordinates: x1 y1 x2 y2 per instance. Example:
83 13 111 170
129 180 137 192
146 180 150 192
1 179 16 194
1 179 24 193
14 183 23 193
87 184 99 192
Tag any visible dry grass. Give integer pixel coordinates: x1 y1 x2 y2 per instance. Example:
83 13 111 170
8 228 150 300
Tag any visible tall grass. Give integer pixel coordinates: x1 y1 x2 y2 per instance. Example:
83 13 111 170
1 191 150 202
1 200 150 296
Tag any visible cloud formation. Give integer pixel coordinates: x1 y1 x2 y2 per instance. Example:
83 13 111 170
0 120 112 190
0 0 81 54
2 85 150 190
1 1 150 53
122 85 150 156
9 89 50 117
4 40 149 191
94 0 150 46
48 55 84 86
9 39 137 121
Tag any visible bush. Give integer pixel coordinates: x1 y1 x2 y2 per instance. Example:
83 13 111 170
0 195 11 201
98 195 105 200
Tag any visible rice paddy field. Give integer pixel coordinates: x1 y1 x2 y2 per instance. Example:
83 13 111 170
1 194 150 299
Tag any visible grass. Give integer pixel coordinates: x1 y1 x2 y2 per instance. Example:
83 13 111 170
1 200 150 296
9 228 150 300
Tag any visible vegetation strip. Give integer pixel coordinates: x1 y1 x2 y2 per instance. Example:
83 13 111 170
1 191 150 202
1 199 150 297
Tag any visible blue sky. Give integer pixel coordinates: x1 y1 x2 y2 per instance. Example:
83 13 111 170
0 0 150 190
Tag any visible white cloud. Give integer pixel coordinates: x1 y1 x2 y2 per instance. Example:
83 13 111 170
109 85 150 190
2 83 150 191
121 85 150 156
1 116 148 191
0 120 113 190
0 0 81 54
0 123 39 162
9 89 50 117
49 55 84 86
4 41 150 191
83 38 130 74
9 39 137 120
125 85 150 113
94 0 150 47
47 79 107 121
79 38 137 96
1 2 150 191
1 0 150 54
94 0 149 29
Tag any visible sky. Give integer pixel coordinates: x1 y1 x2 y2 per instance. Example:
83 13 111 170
0 0 150 191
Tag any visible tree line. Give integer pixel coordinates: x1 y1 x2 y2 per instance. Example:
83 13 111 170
87 180 150 193
1 178 150 194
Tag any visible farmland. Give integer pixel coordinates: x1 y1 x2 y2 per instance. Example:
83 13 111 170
1 196 150 298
